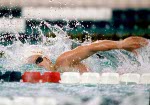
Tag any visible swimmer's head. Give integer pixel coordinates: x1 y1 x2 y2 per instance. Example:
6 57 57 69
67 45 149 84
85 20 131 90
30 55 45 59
34 55 53 70
23 48 43 63
23 47 53 71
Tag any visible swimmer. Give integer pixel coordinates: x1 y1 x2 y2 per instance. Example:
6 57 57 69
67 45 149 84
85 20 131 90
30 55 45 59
26 36 148 73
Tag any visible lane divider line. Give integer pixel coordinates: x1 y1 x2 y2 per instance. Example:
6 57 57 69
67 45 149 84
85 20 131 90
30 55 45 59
1 71 150 84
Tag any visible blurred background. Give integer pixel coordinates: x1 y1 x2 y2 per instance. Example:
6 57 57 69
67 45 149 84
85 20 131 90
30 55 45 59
0 0 150 45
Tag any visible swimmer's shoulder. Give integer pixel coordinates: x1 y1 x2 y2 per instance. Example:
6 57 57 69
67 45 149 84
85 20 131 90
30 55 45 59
54 54 71 69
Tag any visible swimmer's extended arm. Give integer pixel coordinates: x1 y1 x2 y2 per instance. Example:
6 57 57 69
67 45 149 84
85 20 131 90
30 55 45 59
56 37 148 66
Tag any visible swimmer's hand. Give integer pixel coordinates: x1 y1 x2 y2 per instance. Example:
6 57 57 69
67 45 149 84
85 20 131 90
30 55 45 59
120 36 148 52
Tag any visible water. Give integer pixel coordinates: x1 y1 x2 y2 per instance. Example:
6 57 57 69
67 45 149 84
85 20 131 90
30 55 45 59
0 21 150 105
0 83 149 105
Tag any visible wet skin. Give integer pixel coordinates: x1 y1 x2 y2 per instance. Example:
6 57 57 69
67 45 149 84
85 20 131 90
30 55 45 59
28 36 148 73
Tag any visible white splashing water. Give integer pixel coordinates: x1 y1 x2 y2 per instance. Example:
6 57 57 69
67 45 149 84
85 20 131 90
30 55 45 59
0 22 73 70
120 91 149 105
0 22 150 74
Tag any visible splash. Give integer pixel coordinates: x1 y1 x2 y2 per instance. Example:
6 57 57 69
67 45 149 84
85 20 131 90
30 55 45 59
0 21 73 71
0 21 150 74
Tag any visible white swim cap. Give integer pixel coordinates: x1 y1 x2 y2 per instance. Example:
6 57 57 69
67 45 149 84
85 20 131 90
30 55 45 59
25 49 43 57
21 45 45 64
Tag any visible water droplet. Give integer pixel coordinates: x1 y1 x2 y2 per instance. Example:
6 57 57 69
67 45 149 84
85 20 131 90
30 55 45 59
134 25 138 30
148 25 150 29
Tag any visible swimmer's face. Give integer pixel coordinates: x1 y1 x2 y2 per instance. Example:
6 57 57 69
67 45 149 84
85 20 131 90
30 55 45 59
28 55 52 70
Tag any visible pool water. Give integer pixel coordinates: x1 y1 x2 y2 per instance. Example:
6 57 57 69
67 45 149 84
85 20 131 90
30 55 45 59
0 82 149 105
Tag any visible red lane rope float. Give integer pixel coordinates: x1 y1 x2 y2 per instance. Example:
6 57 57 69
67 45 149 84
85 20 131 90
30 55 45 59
22 72 61 83
22 72 41 83
42 72 61 83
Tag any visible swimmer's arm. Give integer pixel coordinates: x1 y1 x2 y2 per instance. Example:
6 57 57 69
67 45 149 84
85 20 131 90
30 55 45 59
56 40 121 66
56 36 147 66
89 40 121 51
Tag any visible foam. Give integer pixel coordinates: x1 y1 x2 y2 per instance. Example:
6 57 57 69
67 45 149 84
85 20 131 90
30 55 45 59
0 97 57 105
36 97 57 105
0 97 12 105
13 97 35 105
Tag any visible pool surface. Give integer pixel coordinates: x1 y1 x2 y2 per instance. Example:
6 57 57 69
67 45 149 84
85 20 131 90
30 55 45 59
0 82 149 105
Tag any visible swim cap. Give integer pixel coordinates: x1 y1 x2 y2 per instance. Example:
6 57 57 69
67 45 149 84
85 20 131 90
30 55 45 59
21 46 44 64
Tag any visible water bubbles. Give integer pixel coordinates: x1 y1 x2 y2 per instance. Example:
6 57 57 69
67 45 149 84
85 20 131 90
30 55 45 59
0 22 74 70
75 22 80 27
9 14 13 19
